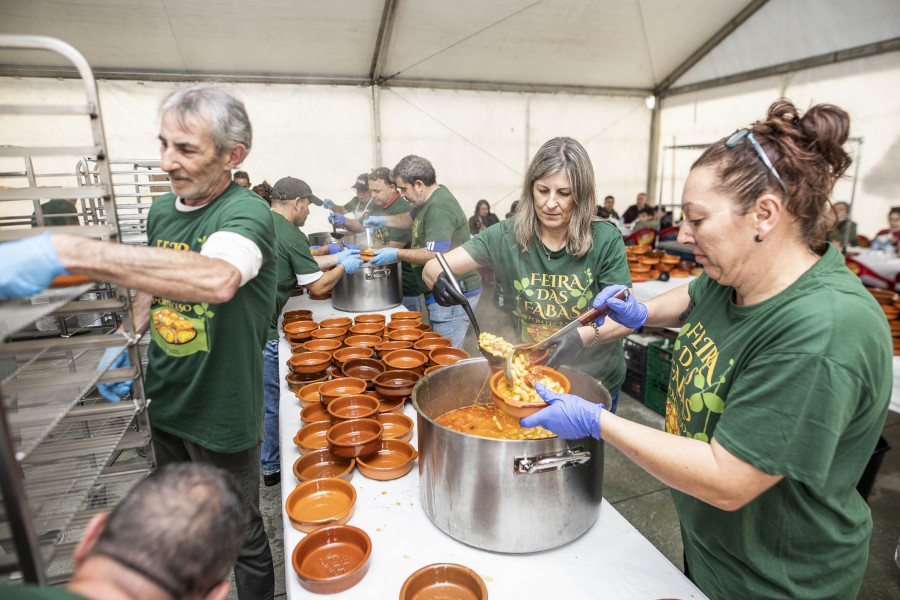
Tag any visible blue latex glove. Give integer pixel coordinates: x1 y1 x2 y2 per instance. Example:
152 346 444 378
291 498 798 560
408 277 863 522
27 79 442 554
337 249 364 275
326 243 344 255
593 284 647 329
520 383 604 440
342 243 360 251
368 246 397 265
97 344 133 402
0 233 68 300
328 213 346 227
363 215 386 232
322 198 335 210
310 245 321 251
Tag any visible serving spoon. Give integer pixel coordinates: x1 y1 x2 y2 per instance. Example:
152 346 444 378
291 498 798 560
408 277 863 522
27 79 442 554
503 288 629 383
434 253 497 363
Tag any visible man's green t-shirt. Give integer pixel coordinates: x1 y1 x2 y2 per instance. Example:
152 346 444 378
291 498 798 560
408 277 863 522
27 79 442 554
145 183 276 453
826 219 858 245
0 583 87 599
268 212 321 340
410 185 481 299
369 193 417 296
343 196 368 217
463 219 631 391
31 199 79 227
668 244 891 599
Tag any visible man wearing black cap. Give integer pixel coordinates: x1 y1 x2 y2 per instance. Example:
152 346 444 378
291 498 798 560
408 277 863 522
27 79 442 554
260 177 362 486
323 172 373 220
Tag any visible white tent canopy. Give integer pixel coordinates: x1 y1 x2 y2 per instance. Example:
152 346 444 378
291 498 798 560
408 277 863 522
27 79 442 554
1 0 898 235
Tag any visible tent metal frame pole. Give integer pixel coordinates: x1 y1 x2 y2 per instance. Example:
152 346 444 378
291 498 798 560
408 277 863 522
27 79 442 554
646 96 661 202
372 84 383 167
842 137 864 254
371 0 399 83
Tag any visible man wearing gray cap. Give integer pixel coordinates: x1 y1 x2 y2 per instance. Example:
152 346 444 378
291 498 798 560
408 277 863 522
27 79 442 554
323 172 373 221
261 177 362 486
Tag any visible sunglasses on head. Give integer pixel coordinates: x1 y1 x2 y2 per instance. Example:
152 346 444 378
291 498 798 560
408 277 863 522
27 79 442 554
725 128 789 203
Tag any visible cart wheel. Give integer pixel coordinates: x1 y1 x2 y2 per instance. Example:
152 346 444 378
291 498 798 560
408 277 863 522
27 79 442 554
658 271 670 282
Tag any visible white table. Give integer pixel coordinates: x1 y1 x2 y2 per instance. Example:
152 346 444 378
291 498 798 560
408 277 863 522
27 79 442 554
631 276 695 304
847 248 900 287
277 295 708 599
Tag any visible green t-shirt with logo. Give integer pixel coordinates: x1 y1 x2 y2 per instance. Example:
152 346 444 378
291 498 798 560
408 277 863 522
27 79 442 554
463 219 631 391
668 244 891 599
368 193 417 296
0 583 87 599
269 212 320 340
145 183 276 453
410 185 481 299
31 199 79 227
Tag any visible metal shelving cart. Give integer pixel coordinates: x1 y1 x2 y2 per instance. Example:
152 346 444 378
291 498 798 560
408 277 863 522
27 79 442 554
0 35 156 586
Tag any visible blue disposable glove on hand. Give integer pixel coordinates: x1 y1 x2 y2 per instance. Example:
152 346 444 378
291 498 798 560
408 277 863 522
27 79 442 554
520 383 604 440
310 245 321 251
593 284 647 329
342 243 360 251
0 233 68 301
322 198 335 210
328 213 346 227
337 249 364 275
363 215 386 232
368 246 397 265
96 343 133 403
326 243 344 255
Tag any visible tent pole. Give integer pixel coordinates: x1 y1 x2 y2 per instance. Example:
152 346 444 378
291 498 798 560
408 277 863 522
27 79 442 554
646 96 661 206
372 84 383 167
843 138 864 254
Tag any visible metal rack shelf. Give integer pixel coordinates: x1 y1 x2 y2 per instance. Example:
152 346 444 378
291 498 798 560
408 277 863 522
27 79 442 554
0 34 154 586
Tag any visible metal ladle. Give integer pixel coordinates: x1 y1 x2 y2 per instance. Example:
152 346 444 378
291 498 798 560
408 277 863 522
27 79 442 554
434 253 496 362
504 288 629 383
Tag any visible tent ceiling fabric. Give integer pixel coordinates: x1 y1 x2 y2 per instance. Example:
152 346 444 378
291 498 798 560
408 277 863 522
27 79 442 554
0 0 896 94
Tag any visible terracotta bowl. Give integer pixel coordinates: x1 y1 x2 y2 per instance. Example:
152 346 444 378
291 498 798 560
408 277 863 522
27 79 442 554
375 412 414 443
390 310 421 322
349 323 385 337
354 313 386 325
294 421 332 454
284 320 319 342
657 262 674 272
344 334 382 349
420 331 442 340
374 340 413 357
303 338 342 355
300 401 331 424
292 449 355 483
285 371 328 392
311 327 348 343
882 305 899 320
690 267 704 277
285 477 356 532
631 244 651 255
489 366 572 419
630 263 650 273
291 525 372 594
660 254 681 265
342 358 386 386
387 328 424 343
297 382 325 407
868 287 897 305
319 377 368 406
638 256 659 266
376 395 406 413
284 309 313 320
320 317 352 329
327 394 380 424
354 438 418 480
308 291 332 301
382 349 428 373
373 370 421 398
670 268 690 278
326 418 384 458
429 347 470 366
386 319 420 331
414 337 452 352
333 346 374 369
678 261 696 271
288 351 332 374
416 323 431 332
330 364 343 378
423 365 443 376
399 563 488 600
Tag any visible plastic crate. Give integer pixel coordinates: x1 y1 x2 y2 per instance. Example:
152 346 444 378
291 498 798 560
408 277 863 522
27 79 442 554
646 339 674 388
644 377 667 416
622 337 648 374
622 369 645 403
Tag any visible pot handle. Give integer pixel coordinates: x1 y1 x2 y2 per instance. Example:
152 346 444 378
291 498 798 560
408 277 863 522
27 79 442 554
366 268 392 280
514 449 592 474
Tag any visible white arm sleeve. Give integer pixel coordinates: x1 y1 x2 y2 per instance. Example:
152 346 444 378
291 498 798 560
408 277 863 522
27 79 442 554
200 231 263 287
296 271 324 286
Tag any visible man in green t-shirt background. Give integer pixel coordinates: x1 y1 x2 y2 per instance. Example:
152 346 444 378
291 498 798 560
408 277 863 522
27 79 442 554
261 177 361 486
365 155 482 347
30 198 79 227
322 172 373 220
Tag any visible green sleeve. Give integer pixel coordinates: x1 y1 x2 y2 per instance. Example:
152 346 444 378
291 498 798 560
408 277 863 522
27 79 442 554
289 230 321 275
592 221 632 288
420 201 461 245
385 198 412 244
218 193 276 259
462 219 508 268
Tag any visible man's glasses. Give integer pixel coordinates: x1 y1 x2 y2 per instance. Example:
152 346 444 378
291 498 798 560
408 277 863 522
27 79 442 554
725 128 789 203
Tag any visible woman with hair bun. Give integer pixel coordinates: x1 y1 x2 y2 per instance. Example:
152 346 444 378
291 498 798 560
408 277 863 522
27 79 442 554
523 100 892 598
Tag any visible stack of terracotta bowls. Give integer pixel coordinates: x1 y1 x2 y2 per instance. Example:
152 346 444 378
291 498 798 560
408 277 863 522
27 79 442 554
868 287 900 355
625 246 703 282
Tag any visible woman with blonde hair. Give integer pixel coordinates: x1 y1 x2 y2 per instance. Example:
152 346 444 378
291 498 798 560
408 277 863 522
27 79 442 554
422 137 631 410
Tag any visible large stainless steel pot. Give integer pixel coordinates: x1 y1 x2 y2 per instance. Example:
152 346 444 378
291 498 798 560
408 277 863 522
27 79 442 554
331 259 402 312
413 358 608 553
308 231 359 247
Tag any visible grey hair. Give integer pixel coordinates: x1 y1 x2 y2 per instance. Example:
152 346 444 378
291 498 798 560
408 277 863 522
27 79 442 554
88 463 248 598
391 155 436 186
513 137 598 258
160 85 252 156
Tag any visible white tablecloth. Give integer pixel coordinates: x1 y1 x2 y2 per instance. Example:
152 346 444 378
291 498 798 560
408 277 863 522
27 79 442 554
277 295 707 599
847 248 900 286
631 276 695 304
